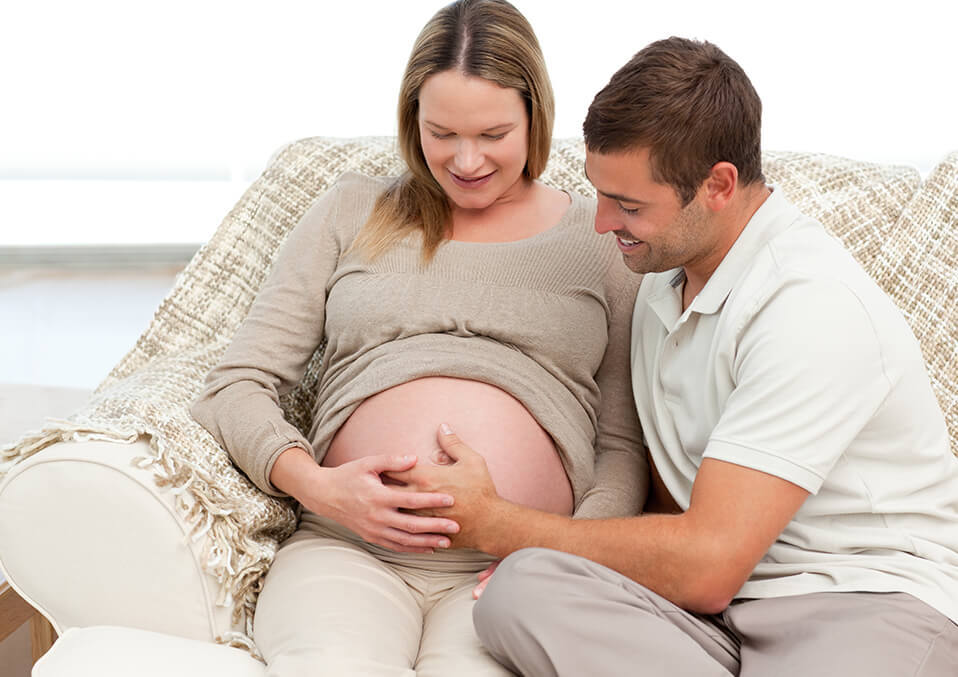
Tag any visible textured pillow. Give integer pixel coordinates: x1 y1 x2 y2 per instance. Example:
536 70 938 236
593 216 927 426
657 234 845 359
764 151 921 273
870 152 958 457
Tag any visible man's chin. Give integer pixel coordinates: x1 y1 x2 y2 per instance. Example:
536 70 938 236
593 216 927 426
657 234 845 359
621 253 653 274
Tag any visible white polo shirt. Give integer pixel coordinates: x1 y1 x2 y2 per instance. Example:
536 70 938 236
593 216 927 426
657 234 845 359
631 188 958 622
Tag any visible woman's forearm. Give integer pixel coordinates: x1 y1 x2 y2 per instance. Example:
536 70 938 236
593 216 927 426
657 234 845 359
269 445 327 501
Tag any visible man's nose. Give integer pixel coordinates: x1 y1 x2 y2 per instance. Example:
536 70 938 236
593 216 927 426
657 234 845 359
594 199 618 235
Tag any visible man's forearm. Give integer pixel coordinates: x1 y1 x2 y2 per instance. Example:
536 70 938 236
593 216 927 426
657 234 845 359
477 498 732 614
412 430 807 615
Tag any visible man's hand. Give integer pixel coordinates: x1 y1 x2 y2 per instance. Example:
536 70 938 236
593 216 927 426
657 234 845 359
385 423 513 551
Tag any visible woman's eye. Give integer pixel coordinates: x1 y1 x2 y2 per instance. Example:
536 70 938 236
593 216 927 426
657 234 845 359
482 133 506 140
429 131 454 140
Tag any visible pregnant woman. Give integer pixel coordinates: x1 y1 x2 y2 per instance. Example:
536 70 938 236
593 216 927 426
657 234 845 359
191 1 647 674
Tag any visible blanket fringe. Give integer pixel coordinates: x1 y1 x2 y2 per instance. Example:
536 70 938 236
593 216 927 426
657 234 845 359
216 632 264 662
1 419 138 472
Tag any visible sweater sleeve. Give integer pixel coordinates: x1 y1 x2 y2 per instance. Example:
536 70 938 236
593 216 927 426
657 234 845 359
190 178 357 496
573 259 649 519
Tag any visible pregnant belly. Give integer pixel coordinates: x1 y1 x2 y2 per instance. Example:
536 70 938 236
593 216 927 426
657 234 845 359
323 377 574 515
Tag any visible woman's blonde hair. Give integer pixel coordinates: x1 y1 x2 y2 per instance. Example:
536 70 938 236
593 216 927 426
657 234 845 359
352 0 554 262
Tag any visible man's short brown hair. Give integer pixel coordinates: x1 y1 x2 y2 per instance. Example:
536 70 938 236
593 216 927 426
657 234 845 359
583 37 765 205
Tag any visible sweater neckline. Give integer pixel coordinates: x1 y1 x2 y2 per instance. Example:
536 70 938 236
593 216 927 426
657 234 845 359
443 190 582 249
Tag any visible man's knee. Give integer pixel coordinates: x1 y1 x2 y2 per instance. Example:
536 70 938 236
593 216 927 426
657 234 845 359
473 548 577 646
476 548 568 607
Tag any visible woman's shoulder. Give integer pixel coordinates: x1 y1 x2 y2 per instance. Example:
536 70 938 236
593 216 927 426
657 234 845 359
549 189 633 280
563 188 597 222
319 171 397 209
551 189 607 247
294 172 399 242
313 171 398 216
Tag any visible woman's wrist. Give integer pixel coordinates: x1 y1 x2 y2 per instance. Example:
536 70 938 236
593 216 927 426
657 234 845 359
269 445 327 503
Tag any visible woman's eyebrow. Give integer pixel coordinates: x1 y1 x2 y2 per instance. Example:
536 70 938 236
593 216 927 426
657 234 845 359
422 121 517 133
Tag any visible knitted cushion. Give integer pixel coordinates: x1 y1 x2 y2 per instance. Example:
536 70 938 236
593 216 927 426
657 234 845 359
870 152 958 456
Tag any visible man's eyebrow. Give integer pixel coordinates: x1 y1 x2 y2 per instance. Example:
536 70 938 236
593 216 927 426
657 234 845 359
583 162 646 204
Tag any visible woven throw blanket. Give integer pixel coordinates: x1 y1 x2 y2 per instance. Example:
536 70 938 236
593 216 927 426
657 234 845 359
0 137 931 646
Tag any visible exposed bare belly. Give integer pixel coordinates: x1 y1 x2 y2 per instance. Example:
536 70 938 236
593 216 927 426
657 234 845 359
323 377 574 515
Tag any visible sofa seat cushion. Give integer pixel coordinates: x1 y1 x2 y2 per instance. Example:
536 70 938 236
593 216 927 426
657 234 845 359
33 626 265 677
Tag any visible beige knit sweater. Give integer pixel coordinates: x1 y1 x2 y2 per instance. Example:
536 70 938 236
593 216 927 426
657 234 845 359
192 172 648 518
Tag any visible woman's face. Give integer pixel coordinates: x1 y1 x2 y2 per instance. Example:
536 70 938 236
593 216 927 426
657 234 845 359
417 70 530 211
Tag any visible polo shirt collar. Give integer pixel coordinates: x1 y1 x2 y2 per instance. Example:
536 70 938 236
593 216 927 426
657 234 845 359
689 186 796 315
645 187 797 330
646 268 687 330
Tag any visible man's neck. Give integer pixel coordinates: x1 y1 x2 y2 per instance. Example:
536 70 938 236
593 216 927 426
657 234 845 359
682 184 772 311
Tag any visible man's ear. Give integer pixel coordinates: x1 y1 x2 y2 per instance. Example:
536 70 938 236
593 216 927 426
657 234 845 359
702 161 738 211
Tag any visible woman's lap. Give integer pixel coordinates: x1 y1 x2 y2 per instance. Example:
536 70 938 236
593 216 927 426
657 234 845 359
253 520 512 676
254 532 421 676
417 577 513 676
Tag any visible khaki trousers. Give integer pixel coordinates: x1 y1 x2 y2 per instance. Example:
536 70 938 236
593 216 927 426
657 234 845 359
253 513 512 676
474 548 958 677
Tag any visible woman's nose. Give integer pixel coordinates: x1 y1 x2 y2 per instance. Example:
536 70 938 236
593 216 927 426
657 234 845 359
454 139 483 174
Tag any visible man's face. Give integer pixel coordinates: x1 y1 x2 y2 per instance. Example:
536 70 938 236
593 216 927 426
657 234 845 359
585 147 710 275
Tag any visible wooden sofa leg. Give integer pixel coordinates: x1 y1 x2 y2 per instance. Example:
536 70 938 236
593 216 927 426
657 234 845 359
1 580 57 665
30 613 57 663
0 581 34 641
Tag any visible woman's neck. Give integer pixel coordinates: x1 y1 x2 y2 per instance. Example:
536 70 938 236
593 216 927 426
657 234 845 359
449 180 570 243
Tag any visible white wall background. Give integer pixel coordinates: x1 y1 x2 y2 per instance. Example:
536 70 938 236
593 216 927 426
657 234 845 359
3 0 956 246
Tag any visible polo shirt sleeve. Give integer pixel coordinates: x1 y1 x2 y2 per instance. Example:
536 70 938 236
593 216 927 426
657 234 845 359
704 277 892 494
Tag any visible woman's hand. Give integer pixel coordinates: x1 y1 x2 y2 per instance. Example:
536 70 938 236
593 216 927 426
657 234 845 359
271 446 460 553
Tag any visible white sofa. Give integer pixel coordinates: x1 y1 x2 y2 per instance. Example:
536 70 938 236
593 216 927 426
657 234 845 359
2 137 956 673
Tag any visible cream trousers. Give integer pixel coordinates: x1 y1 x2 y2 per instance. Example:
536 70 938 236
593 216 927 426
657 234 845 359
253 513 512 676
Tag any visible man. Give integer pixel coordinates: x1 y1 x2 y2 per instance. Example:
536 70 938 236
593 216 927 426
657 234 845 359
393 37 958 675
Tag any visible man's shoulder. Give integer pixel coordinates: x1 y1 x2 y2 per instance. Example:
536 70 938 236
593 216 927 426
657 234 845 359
736 210 876 305
721 210 911 346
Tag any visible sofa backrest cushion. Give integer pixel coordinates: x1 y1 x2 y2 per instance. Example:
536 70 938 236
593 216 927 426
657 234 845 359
870 152 958 456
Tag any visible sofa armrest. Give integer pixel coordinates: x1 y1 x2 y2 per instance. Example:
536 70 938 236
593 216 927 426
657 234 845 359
0 438 234 642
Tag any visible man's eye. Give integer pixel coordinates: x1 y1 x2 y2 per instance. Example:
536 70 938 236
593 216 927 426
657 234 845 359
617 203 640 215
